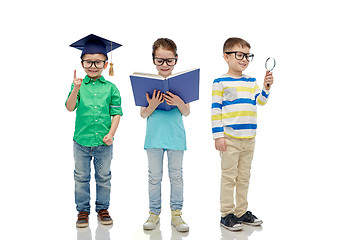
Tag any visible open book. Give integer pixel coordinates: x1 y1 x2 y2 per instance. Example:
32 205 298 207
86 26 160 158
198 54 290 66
130 68 200 111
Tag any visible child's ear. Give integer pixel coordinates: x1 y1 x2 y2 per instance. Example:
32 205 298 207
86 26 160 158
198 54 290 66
103 61 108 70
223 54 230 63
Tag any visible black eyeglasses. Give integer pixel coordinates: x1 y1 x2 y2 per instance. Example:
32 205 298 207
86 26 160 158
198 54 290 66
153 57 177 66
82 60 107 69
225 51 254 62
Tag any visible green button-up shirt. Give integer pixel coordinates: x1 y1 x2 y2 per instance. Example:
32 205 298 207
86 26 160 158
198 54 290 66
66 75 123 147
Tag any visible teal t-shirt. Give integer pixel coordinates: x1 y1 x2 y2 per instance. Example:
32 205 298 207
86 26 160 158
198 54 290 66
144 108 186 150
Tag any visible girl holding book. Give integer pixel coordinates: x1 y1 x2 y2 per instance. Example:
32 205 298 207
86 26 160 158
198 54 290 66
140 38 190 232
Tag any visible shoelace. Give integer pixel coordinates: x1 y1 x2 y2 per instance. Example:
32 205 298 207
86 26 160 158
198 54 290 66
173 215 186 225
147 214 158 222
245 211 256 222
224 214 236 225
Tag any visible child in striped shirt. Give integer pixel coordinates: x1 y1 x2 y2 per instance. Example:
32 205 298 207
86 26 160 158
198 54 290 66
212 37 273 231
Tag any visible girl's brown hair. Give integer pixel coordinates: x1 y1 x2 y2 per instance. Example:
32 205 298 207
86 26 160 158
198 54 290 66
152 38 178 57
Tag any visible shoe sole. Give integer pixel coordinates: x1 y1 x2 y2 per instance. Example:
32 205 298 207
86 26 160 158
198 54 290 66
97 217 113 225
240 220 263 226
99 221 113 225
76 222 89 228
171 222 189 232
143 220 159 230
220 222 242 231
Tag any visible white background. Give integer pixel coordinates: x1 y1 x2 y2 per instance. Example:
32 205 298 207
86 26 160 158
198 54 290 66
1 0 343 239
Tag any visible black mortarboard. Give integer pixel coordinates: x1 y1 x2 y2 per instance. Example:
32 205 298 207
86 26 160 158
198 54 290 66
70 34 122 59
70 34 122 76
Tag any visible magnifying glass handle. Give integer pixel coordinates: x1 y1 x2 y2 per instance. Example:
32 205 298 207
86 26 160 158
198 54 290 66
266 71 270 87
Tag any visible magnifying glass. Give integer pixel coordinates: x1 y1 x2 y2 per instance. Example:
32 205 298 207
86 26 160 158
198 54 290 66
265 57 276 87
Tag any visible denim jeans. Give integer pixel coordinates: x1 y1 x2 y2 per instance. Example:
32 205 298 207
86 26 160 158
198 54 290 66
146 148 184 215
73 140 113 213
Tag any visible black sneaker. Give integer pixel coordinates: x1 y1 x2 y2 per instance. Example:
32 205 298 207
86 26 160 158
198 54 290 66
220 213 242 231
237 211 263 226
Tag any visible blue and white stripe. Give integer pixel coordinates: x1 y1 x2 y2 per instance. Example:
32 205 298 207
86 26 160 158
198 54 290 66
211 74 269 139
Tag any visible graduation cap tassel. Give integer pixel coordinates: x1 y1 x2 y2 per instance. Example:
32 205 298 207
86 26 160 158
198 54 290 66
109 42 114 76
109 63 114 76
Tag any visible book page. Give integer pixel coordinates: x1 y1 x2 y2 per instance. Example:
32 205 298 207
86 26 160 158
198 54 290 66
131 68 198 80
131 72 165 80
168 68 198 79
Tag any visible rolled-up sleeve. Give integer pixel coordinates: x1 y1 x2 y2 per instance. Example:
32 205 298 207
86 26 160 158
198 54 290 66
109 85 123 116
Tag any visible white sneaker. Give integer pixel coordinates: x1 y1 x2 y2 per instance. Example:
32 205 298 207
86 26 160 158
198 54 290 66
171 210 189 232
143 212 160 230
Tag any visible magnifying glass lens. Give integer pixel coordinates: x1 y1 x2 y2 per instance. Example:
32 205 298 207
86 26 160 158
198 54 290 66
265 57 276 72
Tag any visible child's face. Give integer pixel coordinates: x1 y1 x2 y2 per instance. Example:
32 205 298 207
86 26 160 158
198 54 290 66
81 53 108 79
224 45 251 76
154 47 177 78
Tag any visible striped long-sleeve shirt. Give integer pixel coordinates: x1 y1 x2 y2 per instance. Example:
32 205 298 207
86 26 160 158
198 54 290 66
211 74 270 139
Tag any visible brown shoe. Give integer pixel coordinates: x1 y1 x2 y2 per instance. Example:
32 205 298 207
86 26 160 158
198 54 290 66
97 209 113 225
76 211 89 228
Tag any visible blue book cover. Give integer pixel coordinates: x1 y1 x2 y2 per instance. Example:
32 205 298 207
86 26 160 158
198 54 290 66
130 68 200 111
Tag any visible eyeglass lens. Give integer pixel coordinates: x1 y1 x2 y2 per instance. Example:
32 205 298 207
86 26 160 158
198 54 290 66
235 52 253 61
153 58 177 66
82 60 106 69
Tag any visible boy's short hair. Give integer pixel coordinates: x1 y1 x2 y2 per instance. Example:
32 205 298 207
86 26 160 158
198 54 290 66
152 38 178 57
81 53 108 61
223 37 251 53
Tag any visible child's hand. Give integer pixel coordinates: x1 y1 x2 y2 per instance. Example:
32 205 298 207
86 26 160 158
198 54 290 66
146 90 164 108
264 71 274 90
73 70 83 90
103 133 114 146
164 91 184 106
215 137 227 152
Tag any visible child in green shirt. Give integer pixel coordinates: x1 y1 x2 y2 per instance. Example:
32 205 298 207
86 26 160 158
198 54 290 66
66 34 123 228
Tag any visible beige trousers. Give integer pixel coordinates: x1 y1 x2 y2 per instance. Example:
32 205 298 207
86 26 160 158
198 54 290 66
220 136 255 218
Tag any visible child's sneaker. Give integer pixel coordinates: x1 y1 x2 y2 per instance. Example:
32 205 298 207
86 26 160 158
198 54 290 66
76 211 89 228
171 210 189 232
97 209 113 225
237 211 263 226
143 212 160 230
220 213 242 231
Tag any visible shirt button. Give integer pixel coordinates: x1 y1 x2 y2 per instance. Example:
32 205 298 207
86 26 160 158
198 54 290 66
94 94 97 96
95 106 97 109
96 133 98 135
95 120 98 122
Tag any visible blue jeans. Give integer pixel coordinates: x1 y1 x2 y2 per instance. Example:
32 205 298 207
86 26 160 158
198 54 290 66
73 140 113 213
146 148 184 215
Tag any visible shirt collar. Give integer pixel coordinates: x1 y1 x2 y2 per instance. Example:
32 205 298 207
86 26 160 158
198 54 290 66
84 75 106 84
